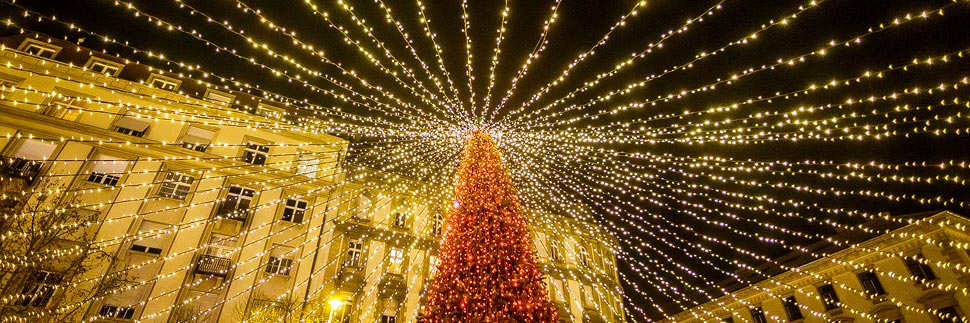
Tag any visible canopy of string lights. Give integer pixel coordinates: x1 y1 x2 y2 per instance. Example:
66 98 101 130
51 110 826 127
1 0 970 322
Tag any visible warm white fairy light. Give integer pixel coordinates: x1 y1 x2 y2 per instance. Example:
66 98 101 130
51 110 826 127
0 0 968 323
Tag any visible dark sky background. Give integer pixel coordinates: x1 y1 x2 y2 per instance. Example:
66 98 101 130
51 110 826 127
4 0 970 321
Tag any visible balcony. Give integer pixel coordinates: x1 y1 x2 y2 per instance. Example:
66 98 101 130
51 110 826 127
379 273 405 298
216 203 252 221
337 265 364 290
195 255 232 277
0 157 43 185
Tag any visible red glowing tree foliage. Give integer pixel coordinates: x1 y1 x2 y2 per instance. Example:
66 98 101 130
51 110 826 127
420 131 557 323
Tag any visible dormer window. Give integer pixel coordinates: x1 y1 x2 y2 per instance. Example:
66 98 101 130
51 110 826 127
147 74 180 91
18 39 60 59
204 89 235 106
85 57 123 76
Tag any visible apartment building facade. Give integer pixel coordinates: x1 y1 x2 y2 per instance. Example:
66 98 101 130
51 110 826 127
662 211 970 323
0 34 625 323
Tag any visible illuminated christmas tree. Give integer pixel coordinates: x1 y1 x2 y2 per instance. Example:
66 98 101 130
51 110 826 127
421 131 557 323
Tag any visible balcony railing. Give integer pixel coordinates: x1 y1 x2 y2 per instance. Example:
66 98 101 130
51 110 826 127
0 157 43 185
216 203 252 221
195 255 232 277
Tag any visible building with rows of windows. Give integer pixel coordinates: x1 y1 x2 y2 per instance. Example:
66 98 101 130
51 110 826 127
661 210 970 323
0 34 625 323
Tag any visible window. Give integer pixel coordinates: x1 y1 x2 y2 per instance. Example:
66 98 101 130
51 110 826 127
857 271 886 297
937 306 962 323
89 62 120 76
392 212 407 228
204 89 235 106
220 186 255 220
180 126 215 152
782 296 803 321
549 239 561 262
381 315 396 323
44 91 87 121
21 41 59 59
388 248 404 274
550 279 566 302
205 234 238 258
113 115 150 137
282 198 308 223
722 317 734 323
295 153 320 178
345 240 363 268
148 74 180 91
817 284 841 310
750 307 768 323
85 57 122 76
2 139 56 183
430 213 443 236
265 246 294 276
129 244 162 255
14 271 62 307
158 171 194 200
243 143 270 165
129 221 168 255
579 246 589 267
87 156 128 186
905 255 936 282
99 305 135 319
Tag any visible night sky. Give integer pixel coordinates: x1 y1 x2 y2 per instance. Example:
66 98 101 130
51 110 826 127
4 0 970 321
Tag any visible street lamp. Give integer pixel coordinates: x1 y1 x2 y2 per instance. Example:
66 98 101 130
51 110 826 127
326 298 345 323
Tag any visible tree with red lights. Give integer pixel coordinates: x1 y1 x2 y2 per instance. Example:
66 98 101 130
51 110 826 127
421 131 557 323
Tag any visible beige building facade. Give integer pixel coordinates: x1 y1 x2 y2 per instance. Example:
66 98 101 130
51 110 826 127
0 34 624 323
662 211 970 323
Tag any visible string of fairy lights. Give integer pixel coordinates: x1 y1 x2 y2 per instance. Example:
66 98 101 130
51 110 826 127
0 0 968 322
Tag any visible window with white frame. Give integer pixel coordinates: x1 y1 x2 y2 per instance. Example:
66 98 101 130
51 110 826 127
157 171 194 200
99 305 135 319
206 234 238 258
281 198 308 223
85 57 122 76
220 186 255 219
430 213 443 236
14 271 62 307
180 126 215 152
87 155 129 186
19 40 59 59
388 248 404 274
548 238 561 262
265 245 294 276
44 89 88 121
147 74 180 91
113 115 150 137
242 142 270 165
345 240 364 268
295 152 319 178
